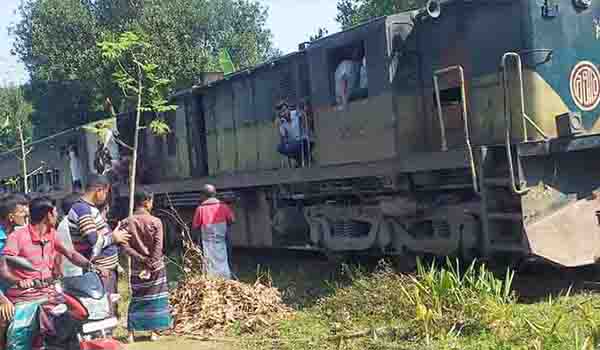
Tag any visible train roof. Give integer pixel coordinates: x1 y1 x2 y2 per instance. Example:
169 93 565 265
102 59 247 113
169 11 413 99
168 0 471 100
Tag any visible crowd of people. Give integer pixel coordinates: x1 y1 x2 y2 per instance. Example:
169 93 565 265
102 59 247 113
0 174 240 348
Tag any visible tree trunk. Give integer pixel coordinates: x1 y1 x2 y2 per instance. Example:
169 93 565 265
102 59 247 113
128 68 143 217
18 121 29 193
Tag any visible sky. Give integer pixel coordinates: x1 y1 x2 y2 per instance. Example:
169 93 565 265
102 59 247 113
0 0 26 85
0 0 340 85
258 0 340 54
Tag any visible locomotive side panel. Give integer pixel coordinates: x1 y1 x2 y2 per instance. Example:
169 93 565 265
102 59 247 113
524 0 600 134
254 61 295 171
215 83 238 173
233 79 258 171
407 1 524 149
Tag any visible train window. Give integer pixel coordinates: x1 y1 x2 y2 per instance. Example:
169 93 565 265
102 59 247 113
330 41 368 105
35 173 44 191
52 169 60 188
45 171 52 186
434 87 462 107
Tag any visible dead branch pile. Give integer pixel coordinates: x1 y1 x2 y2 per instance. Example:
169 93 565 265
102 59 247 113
167 240 291 336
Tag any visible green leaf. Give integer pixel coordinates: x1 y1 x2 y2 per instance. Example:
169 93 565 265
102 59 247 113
149 119 171 136
219 48 236 75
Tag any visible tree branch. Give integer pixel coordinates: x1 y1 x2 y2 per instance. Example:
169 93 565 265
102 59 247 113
113 136 134 151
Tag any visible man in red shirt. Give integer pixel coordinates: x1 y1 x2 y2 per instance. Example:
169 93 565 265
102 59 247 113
192 184 235 279
0 197 96 350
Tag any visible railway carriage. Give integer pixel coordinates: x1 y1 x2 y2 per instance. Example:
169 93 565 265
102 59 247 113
117 0 600 266
0 118 118 202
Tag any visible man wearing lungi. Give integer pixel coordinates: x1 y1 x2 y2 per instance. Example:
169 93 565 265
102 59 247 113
192 184 235 279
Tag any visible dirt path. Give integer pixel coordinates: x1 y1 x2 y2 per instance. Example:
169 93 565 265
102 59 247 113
125 337 236 350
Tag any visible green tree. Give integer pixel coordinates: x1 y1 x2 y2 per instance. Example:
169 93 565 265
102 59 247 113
336 0 426 29
97 31 175 216
11 0 118 136
0 85 34 193
11 0 277 136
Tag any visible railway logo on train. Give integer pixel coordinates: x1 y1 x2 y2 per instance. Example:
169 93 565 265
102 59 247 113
570 61 600 112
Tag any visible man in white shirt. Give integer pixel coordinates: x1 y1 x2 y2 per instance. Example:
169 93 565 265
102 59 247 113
68 145 83 192
335 59 359 106
56 193 84 277
276 101 311 166
334 48 367 105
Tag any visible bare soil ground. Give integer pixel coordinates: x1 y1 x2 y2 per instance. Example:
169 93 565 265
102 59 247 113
125 337 235 350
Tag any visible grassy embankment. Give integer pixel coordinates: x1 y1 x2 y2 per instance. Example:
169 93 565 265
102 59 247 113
238 259 600 350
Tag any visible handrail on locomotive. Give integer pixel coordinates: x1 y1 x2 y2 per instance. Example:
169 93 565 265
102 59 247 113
433 65 479 194
500 52 549 195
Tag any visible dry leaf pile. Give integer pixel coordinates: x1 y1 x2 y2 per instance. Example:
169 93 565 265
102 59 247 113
167 241 291 336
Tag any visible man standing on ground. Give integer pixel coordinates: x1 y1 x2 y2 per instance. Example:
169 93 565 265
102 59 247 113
192 184 235 279
67 174 129 313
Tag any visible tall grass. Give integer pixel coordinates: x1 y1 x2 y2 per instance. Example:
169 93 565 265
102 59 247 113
241 258 600 350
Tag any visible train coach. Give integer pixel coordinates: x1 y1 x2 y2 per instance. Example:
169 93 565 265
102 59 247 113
118 0 600 267
0 118 118 199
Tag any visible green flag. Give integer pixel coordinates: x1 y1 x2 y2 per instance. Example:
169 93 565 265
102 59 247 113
219 49 236 75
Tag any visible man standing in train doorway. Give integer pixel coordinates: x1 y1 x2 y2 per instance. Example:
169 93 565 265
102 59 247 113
192 184 236 279
276 100 313 167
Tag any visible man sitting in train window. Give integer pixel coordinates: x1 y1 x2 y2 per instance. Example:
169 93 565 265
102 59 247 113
334 45 368 106
276 100 313 167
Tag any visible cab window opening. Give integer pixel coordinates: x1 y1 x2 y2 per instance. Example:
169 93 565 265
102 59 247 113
330 41 369 105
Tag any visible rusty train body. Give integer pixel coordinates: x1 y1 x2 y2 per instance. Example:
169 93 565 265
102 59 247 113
2 0 596 267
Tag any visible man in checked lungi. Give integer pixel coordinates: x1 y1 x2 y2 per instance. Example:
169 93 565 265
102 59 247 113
121 190 172 343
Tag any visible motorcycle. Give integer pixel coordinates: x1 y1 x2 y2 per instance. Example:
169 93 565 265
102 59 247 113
4 256 122 350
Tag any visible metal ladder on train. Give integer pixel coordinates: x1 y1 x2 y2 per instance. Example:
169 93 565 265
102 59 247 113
433 55 549 258
433 65 479 194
